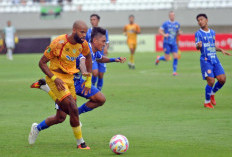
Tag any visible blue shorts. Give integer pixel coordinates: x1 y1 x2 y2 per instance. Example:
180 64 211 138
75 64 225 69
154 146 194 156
163 43 178 54
92 60 107 73
200 59 225 80
74 78 100 99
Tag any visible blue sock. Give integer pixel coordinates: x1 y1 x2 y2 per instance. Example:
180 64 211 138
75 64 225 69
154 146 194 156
173 58 178 73
212 81 224 93
97 78 103 91
78 103 93 115
205 84 213 102
92 76 97 86
37 120 49 131
159 56 166 61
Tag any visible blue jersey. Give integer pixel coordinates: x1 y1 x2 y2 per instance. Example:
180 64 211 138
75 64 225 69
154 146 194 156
73 54 85 81
85 27 109 55
73 43 103 82
88 42 103 62
160 20 180 45
195 29 218 64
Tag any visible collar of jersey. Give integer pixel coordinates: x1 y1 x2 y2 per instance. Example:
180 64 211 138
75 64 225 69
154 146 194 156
200 28 210 33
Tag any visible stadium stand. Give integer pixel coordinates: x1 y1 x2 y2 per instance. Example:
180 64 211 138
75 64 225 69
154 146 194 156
1 0 232 12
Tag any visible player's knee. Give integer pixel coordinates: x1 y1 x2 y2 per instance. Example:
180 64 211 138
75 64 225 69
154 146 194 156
67 99 79 116
96 94 106 106
207 79 215 87
57 115 66 123
219 77 226 85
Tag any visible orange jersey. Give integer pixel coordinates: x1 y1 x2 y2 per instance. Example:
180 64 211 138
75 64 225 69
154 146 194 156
124 23 140 43
44 34 90 74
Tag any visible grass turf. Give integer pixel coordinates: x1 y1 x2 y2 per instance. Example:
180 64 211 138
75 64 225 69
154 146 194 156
0 52 231 157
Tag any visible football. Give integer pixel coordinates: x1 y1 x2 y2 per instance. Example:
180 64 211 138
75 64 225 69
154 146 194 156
109 134 129 154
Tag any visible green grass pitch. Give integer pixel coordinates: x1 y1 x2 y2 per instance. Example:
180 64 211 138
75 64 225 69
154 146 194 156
0 52 232 157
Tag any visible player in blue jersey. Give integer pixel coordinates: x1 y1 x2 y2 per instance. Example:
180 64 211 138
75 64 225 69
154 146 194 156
155 11 181 76
86 14 110 91
29 27 126 145
195 13 231 109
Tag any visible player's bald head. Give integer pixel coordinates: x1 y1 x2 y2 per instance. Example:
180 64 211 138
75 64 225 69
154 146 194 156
73 20 87 30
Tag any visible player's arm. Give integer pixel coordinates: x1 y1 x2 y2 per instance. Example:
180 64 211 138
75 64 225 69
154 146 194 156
97 56 126 63
159 27 169 37
39 55 65 91
79 56 91 77
195 32 202 50
136 25 141 34
215 46 231 56
82 52 92 95
103 44 109 56
123 26 127 36
103 31 110 56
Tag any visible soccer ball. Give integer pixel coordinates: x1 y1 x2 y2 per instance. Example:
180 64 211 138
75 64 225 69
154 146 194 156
109 134 129 154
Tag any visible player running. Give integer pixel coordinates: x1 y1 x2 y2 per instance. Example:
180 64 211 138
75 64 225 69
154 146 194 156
86 14 110 91
195 13 231 109
155 11 180 76
29 27 126 146
123 15 141 69
29 20 92 149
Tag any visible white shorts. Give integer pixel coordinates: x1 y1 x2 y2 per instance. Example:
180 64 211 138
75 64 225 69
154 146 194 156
5 39 15 49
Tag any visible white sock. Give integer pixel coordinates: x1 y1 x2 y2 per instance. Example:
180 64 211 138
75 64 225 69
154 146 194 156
40 84 50 93
8 49 13 60
77 138 84 145
205 100 210 104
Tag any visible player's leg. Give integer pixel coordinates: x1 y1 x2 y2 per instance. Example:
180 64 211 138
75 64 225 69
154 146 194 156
6 40 14 60
155 43 170 65
97 62 106 91
211 61 226 105
171 44 179 75
28 109 67 145
92 60 98 86
48 76 89 149
59 94 89 149
127 43 134 69
79 91 106 115
75 79 105 115
210 74 226 106
130 44 136 69
201 61 215 108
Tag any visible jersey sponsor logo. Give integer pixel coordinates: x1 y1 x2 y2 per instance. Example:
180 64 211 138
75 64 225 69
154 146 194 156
66 55 78 61
59 40 65 44
204 43 210 47
47 47 51 53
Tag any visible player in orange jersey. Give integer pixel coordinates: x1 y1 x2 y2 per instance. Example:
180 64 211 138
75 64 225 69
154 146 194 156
28 20 92 149
123 15 140 69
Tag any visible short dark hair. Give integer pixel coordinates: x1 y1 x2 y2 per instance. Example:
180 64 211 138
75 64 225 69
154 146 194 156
90 27 106 42
129 14 134 18
90 14 100 20
196 13 208 20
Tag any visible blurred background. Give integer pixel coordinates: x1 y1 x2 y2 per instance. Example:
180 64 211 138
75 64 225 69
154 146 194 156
0 0 232 54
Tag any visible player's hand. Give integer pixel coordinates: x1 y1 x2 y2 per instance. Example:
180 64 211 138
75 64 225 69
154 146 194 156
54 78 65 91
81 81 91 96
116 57 126 63
164 33 169 37
82 72 91 77
197 41 202 49
221 50 232 56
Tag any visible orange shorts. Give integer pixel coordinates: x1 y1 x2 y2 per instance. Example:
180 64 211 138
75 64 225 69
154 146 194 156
46 71 76 102
127 42 137 50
